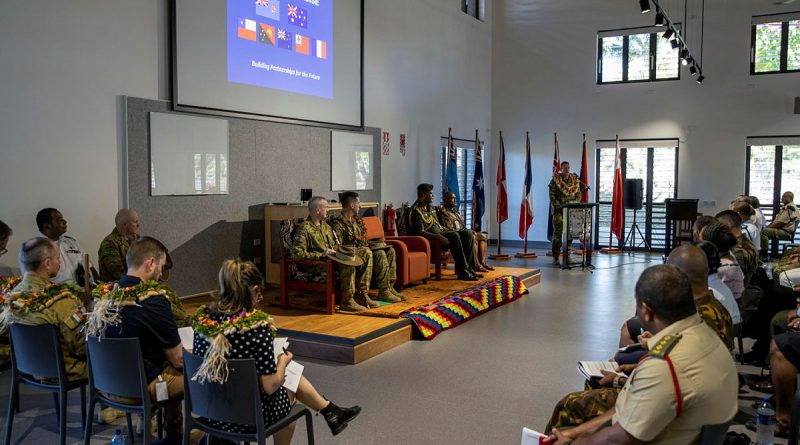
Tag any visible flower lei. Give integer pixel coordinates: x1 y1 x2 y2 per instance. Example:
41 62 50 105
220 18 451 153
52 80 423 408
552 172 580 197
191 305 277 384
329 214 368 246
86 280 169 338
0 276 23 305
5 282 82 315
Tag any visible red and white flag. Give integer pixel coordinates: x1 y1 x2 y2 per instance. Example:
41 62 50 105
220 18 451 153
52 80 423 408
496 131 509 223
518 132 534 238
610 135 625 241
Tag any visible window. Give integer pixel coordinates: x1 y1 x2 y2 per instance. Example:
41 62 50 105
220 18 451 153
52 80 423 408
597 26 680 84
440 138 481 229
751 13 800 74
594 140 679 251
461 0 482 21
745 136 800 255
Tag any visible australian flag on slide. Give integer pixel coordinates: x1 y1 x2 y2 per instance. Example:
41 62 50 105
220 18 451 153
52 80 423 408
287 3 308 28
276 28 293 50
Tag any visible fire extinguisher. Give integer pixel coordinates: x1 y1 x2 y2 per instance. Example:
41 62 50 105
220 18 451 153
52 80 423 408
383 204 396 236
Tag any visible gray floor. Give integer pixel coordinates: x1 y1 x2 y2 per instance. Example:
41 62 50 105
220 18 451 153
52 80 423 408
0 249 708 444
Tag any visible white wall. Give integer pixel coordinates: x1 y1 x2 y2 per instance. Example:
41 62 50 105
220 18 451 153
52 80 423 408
0 0 492 272
491 0 800 243
365 0 493 209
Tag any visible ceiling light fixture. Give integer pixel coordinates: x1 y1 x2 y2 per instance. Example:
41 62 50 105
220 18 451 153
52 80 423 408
696 75 705 84
655 12 666 26
639 0 652 13
662 28 674 40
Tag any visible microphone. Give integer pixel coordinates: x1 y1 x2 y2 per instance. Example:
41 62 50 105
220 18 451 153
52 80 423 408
580 181 591 191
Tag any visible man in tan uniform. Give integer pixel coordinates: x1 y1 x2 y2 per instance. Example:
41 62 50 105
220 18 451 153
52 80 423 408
549 264 738 445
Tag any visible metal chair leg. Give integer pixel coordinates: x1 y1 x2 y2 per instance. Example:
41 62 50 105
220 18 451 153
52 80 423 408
58 390 68 445
4 380 18 445
83 397 97 445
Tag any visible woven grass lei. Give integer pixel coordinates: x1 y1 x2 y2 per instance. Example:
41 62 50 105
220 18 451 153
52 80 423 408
86 280 168 338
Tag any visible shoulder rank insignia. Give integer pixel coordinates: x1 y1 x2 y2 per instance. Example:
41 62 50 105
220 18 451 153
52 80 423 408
648 333 682 359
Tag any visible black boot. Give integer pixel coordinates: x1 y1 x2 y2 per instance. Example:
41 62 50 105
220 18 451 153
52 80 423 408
320 401 362 436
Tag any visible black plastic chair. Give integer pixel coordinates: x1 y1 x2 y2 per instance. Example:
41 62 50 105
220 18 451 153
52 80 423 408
83 336 167 445
182 350 314 445
4 323 87 445
699 421 731 445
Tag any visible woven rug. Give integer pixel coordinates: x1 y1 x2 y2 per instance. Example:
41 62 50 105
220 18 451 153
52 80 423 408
400 275 528 340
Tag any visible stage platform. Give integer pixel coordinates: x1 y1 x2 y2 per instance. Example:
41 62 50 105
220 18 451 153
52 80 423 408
185 266 539 364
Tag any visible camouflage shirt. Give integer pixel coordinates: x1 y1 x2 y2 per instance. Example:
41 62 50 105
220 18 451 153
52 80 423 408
436 206 466 231
290 218 338 260
409 201 443 235
329 215 368 248
696 290 734 351
7 274 87 381
734 235 758 284
98 227 136 282
548 173 581 209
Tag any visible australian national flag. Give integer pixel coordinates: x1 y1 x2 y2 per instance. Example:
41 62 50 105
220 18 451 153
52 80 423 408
472 131 485 231
276 28 293 50
287 3 308 28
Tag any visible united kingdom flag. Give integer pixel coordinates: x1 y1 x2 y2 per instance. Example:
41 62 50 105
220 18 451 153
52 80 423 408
286 4 307 28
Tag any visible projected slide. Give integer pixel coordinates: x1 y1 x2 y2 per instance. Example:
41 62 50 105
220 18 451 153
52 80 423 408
227 0 333 98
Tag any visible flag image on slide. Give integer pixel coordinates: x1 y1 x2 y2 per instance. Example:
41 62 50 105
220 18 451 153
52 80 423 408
295 34 310 55
237 18 257 41
313 39 327 59
258 23 275 45
287 4 308 28
519 132 534 239
276 28 293 50
255 0 280 21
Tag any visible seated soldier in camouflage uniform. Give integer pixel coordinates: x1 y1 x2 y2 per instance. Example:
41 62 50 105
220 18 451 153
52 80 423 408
290 196 374 312
409 183 479 281
546 245 734 434
4 237 88 381
98 208 140 282
716 209 758 285
436 191 493 272
330 191 407 303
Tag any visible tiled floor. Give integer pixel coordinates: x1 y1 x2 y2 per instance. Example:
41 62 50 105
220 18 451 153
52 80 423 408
1 249 759 444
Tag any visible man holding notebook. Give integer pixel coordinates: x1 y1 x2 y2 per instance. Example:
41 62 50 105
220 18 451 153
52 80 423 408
548 264 737 445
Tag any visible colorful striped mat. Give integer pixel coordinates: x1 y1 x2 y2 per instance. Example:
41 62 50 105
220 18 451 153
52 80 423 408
400 275 528 340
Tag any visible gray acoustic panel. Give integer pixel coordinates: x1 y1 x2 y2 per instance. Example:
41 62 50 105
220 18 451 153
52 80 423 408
125 96 381 296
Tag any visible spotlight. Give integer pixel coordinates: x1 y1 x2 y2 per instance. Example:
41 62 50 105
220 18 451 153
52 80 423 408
670 38 679 49
655 12 665 26
696 75 704 84
662 28 674 40
680 49 688 59
689 65 698 75
682 56 693 66
639 0 651 13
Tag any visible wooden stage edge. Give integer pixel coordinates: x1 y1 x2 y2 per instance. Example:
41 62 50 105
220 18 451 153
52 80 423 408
274 268 541 364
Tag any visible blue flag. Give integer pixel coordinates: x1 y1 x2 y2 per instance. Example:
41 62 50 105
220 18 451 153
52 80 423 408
472 130 485 231
445 130 460 208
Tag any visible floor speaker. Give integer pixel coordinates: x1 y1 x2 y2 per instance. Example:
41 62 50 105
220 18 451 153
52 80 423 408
623 178 643 210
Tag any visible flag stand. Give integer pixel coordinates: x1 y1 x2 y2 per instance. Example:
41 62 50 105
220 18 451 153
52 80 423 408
489 224 512 260
515 234 538 258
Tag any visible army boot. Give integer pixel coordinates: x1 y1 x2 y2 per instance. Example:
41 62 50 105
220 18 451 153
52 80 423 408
389 287 408 301
339 296 367 312
354 290 380 309
376 289 402 303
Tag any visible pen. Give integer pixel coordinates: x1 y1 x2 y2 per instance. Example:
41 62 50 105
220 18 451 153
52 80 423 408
640 328 644 335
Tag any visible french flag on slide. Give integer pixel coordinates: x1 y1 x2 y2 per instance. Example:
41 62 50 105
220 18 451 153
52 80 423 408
314 39 327 59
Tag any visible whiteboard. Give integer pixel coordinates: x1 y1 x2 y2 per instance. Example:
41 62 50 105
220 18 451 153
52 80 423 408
331 131 374 191
149 112 229 196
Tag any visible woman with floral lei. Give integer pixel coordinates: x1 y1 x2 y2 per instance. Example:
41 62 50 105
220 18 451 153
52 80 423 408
192 259 361 443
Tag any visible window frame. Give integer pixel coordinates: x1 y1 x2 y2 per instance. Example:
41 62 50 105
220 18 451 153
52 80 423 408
461 0 483 21
750 13 800 75
597 25 682 85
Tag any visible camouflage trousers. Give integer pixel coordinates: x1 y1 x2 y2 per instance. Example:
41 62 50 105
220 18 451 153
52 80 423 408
338 246 373 299
371 247 397 292
551 208 573 259
544 387 620 434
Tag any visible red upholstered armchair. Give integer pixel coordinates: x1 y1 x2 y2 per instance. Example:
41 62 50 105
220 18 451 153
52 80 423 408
362 216 430 289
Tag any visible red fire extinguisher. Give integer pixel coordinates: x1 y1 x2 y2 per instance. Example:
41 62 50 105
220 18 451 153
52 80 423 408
383 204 396 236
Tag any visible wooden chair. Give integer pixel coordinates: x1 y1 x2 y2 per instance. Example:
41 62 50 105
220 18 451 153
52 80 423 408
278 219 337 315
362 216 430 289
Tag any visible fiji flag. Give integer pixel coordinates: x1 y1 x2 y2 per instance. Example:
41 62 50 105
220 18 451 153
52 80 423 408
445 128 460 209
258 23 275 45
256 0 280 21
287 4 308 28
276 28 293 50
237 18 257 41
472 130 485 231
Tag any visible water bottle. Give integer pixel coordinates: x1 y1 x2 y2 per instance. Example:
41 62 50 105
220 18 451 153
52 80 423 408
111 428 126 445
756 397 776 445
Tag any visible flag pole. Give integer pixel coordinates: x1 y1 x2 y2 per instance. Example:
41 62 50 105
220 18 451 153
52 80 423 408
490 130 511 260
472 129 479 230
601 134 623 254
517 131 537 258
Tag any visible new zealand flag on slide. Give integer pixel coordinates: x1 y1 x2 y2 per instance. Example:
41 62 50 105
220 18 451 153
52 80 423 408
286 4 307 28
227 0 332 98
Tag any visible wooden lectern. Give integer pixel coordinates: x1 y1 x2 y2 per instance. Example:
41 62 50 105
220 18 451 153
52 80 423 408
561 203 598 270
